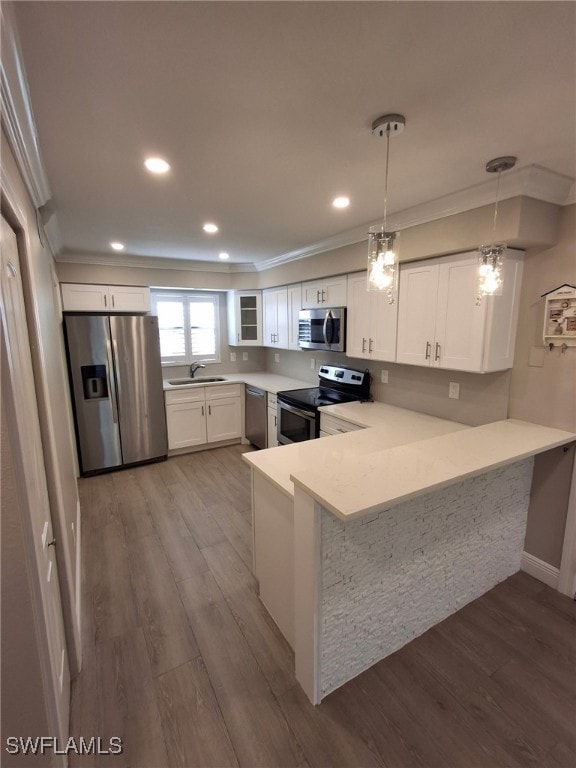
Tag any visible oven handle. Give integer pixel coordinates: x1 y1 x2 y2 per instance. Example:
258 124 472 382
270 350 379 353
278 400 316 422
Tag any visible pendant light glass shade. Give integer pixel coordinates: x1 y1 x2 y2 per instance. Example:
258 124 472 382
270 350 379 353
477 156 516 300
478 243 505 297
367 228 398 300
367 114 405 300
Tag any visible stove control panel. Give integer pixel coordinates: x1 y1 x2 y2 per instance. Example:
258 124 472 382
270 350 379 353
318 364 371 392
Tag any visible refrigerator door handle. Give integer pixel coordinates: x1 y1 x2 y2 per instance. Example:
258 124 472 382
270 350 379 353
106 338 119 424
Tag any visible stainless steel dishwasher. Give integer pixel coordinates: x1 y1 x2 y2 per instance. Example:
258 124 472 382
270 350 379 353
245 386 267 449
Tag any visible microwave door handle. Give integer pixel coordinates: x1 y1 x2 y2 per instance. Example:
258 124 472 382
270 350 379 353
323 310 333 345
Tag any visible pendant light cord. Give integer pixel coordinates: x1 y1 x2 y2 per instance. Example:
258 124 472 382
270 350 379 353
382 126 391 232
491 169 502 245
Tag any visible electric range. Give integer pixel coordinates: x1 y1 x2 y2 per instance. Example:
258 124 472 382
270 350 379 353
276 364 371 445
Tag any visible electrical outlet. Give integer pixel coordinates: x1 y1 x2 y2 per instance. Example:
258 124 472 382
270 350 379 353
230 352 237 362
274 353 280 363
242 352 248 361
449 382 460 399
310 357 316 370
381 369 389 384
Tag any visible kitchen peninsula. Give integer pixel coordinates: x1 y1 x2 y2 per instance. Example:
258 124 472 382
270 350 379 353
243 405 575 705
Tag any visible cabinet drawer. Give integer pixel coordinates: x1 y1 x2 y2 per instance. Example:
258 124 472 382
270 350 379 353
205 383 242 400
320 413 364 435
165 387 206 404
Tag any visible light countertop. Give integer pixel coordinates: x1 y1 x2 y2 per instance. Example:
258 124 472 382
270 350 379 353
243 402 469 500
163 371 311 393
290 419 575 520
242 400 575 520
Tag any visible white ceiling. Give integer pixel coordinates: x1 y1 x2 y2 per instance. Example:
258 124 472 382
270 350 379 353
11 1 576 269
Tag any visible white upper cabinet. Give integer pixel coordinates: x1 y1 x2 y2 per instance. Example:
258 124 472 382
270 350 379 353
301 276 347 309
227 290 262 346
287 283 302 351
61 283 150 312
346 272 398 362
263 287 289 348
396 249 524 373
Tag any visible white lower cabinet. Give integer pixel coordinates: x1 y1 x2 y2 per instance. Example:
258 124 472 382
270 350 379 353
320 413 364 437
165 383 241 451
206 394 242 442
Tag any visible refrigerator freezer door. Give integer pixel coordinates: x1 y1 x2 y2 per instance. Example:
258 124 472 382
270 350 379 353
64 315 122 472
109 315 167 464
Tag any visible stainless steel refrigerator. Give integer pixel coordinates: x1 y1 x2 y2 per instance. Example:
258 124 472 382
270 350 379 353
64 314 167 475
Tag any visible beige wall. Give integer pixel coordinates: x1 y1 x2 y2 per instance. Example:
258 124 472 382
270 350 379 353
1 133 81 671
509 204 576 567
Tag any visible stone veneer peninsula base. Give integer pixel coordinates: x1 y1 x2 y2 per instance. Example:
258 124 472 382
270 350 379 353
303 459 533 700
245 416 575 705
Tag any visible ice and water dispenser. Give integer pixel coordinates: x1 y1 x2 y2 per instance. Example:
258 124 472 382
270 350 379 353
81 364 109 400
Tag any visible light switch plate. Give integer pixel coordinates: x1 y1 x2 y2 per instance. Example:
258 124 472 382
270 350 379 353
242 352 248 361
230 352 237 362
274 353 280 363
310 357 316 369
449 382 460 399
381 370 389 384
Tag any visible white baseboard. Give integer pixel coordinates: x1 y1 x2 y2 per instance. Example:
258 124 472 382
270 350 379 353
521 551 560 589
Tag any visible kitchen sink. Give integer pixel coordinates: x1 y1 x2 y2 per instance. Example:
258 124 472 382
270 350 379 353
167 376 227 385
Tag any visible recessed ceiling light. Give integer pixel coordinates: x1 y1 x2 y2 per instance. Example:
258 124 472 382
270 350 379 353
332 196 350 209
110 241 125 251
218 252 230 260
203 222 219 234
144 157 171 174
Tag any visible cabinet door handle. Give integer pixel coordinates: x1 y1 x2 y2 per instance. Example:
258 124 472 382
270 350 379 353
362 337 366 353
104 294 107 308
209 405 212 415
202 405 204 416
369 338 374 353
321 289 326 303
316 289 321 304
425 341 431 359
274 415 277 427
237 332 240 343
435 342 441 361
111 294 115 308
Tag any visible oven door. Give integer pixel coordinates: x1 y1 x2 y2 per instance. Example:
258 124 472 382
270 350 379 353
277 400 317 445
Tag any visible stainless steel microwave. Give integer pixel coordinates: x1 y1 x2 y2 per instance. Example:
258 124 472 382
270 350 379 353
298 307 346 352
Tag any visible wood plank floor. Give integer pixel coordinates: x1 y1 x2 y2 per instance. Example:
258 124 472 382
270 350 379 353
71 444 576 768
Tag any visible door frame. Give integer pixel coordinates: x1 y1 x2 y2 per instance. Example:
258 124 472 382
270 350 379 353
1 214 69 760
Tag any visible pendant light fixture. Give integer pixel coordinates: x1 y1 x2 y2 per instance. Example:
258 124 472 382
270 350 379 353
477 155 516 299
367 113 405 299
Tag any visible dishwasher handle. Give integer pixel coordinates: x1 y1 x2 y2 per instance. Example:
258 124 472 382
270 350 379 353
246 388 266 397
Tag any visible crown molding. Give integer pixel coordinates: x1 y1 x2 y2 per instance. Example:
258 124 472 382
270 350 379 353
255 164 575 271
0 3 51 208
55 250 258 273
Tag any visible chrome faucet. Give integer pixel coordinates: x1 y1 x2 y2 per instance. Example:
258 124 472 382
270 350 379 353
189 362 206 378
